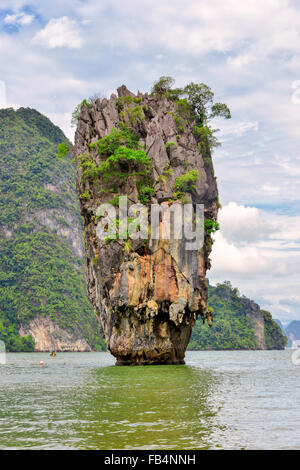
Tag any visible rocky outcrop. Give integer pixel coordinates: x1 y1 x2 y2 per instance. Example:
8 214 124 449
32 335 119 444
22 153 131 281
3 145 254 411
19 316 91 352
27 208 84 258
245 299 266 349
74 86 218 364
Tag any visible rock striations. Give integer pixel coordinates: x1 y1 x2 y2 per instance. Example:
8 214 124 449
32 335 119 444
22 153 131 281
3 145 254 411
74 85 219 364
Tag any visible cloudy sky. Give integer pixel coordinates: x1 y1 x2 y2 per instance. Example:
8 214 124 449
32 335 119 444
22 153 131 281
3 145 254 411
0 0 300 324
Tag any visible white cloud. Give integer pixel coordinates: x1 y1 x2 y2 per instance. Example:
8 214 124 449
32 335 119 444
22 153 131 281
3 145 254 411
211 231 270 274
215 120 259 139
0 0 300 323
218 201 275 242
260 184 281 196
4 12 34 26
89 0 300 58
32 17 83 49
209 202 300 322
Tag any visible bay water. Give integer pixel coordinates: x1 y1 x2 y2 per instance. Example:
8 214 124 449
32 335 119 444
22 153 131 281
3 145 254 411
0 350 299 449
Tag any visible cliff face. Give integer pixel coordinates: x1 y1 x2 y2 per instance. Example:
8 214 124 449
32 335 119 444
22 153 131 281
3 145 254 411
19 316 91 352
244 298 266 349
0 108 105 352
74 86 218 364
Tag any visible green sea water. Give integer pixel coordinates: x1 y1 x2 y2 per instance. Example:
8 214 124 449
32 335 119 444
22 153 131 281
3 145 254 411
0 350 299 449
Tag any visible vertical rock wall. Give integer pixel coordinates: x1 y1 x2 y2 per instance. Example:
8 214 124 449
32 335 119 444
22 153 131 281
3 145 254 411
74 86 218 364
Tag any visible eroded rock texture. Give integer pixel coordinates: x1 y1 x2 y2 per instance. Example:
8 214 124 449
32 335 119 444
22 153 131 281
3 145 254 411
74 86 218 364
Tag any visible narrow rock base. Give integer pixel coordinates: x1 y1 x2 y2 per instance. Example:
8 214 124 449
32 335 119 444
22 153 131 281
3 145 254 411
115 358 185 366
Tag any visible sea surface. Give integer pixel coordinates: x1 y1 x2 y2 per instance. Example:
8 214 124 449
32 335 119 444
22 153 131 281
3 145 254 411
0 350 299 450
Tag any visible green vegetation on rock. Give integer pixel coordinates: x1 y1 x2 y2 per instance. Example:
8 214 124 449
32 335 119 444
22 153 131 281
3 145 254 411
99 146 151 180
151 76 231 154
88 125 153 203
204 218 220 234
262 310 287 349
90 126 140 155
71 99 91 127
173 169 199 193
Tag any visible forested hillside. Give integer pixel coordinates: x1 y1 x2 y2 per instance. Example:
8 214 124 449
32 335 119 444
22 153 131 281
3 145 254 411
188 281 287 350
0 108 105 351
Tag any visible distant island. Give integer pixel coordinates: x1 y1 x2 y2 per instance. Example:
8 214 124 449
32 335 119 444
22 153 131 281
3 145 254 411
285 321 300 347
189 281 287 350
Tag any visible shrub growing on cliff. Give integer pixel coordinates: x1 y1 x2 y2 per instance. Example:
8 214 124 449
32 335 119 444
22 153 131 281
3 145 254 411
173 169 199 193
151 76 175 97
137 181 155 204
183 82 231 124
116 96 142 111
71 99 91 127
152 77 231 123
175 98 195 120
165 142 177 150
99 146 151 181
89 127 153 201
152 76 231 153
79 190 91 200
204 218 220 234
78 153 101 182
90 127 140 155
193 124 220 153
119 105 145 125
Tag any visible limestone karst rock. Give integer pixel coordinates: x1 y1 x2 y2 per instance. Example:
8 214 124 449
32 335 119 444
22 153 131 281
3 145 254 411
74 85 218 364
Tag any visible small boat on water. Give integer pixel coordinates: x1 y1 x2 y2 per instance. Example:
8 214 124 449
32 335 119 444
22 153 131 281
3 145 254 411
50 351 56 357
